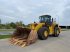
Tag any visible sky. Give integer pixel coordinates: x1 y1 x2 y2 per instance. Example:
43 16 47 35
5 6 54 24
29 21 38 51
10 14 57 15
0 0 70 26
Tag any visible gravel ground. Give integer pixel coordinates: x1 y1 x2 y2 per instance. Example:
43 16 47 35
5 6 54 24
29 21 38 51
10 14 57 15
0 31 70 52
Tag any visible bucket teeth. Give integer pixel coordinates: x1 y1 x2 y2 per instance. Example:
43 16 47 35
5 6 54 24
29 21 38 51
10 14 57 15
10 27 37 47
10 38 27 47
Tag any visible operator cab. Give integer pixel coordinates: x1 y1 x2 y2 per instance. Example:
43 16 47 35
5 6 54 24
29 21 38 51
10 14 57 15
39 15 53 25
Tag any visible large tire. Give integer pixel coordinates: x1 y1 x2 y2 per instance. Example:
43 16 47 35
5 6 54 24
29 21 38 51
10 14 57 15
53 27 60 37
37 27 49 40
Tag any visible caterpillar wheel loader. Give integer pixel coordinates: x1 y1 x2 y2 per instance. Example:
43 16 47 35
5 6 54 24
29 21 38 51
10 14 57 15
10 15 60 47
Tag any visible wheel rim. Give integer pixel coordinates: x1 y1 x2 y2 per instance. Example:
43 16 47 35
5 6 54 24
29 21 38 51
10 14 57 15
44 31 48 37
57 30 59 34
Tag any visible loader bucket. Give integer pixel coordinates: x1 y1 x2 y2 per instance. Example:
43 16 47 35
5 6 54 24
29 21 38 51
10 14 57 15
10 27 37 47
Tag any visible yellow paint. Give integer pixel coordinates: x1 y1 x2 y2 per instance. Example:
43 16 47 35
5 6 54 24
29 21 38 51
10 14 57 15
30 22 60 35
31 24 35 29
35 23 45 31
57 30 59 34
49 25 54 35
59 27 61 33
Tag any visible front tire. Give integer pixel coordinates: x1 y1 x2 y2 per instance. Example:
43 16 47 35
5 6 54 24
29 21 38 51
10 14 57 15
38 27 49 40
53 27 60 37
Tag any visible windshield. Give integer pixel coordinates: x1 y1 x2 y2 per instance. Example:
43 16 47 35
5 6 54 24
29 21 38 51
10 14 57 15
39 16 50 22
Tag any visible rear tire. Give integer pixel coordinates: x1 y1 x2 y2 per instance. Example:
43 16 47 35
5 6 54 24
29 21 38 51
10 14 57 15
38 27 49 40
53 27 60 37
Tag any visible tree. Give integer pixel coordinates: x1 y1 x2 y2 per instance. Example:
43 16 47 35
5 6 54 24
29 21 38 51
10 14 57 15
16 21 23 27
10 22 16 28
5 24 11 29
0 19 1 24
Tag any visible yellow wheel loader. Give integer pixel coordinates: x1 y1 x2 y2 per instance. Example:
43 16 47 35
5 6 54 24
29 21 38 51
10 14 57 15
10 15 60 47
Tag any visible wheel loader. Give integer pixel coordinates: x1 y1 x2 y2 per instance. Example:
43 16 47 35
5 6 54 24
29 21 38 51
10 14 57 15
10 15 60 47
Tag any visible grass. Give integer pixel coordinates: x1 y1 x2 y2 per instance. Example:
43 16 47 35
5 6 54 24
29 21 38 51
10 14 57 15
0 29 15 31
0 35 11 39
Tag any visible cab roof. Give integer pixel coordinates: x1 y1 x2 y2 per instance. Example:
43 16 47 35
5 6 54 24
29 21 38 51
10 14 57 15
40 15 51 17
